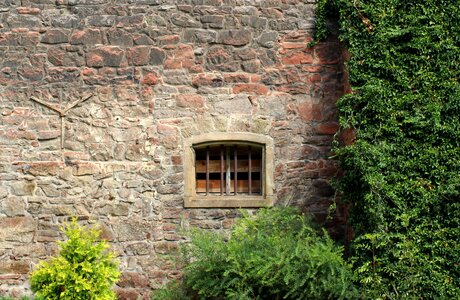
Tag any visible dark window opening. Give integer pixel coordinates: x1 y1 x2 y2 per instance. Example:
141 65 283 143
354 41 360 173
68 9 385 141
194 144 263 196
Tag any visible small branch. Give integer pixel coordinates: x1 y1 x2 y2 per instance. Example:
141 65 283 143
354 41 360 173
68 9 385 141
30 96 64 116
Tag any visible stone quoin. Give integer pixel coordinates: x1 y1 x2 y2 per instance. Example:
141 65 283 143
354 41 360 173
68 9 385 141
0 1 347 298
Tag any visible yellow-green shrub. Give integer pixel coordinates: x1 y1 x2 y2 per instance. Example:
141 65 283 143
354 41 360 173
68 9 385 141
30 219 120 300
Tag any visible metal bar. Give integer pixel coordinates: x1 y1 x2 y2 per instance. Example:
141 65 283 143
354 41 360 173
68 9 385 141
220 145 224 196
226 147 231 195
261 147 264 195
234 145 237 195
248 146 252 195
206 146 209 195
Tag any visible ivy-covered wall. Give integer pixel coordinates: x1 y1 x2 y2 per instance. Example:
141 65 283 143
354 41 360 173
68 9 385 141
317 0 460 298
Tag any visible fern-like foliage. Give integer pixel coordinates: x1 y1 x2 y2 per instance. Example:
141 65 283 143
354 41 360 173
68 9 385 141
153 207 356 300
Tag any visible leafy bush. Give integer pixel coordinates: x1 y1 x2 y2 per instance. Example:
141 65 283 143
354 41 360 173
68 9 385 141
316 0 460 298
153 207 356 300
30 218 120 300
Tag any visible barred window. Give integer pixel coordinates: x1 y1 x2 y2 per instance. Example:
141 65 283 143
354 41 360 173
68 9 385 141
195 144 263 196
184 133 274 208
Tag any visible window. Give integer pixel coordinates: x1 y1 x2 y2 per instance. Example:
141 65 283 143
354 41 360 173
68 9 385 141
184 133 274 208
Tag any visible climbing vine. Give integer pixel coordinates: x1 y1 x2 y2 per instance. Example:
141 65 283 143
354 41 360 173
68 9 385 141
316 0 460 298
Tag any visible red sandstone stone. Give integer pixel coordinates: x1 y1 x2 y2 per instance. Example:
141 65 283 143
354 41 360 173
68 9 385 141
176 94 205 108
86 46 124 67
192 73 222 87
175 44 194 59
302 65 323 73
70 29 102 45
281 51 314 65
47 48 65 66
17 7 40 15
298 102 323 121
282 42 307 49
223 73 250 83
126 46 150 66
233 83 269 95
158 35 180 45
41 29 69 44
188 64 203 73
315 122 340 135
141 73 159 85
163 58 182 69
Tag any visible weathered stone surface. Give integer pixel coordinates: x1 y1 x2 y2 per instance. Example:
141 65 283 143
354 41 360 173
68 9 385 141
86 46 124 67
107 28 134 47
41 29 70 44
171 13 201 28
126 46 150 66
184 29 217 43
1 197 26 216
10 181 36 196
217 30 252 46
0 217 35 242
149 47 166 65
70 28 102 45
0 1 346 297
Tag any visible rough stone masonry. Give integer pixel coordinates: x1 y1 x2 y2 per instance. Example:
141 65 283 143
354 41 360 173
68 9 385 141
0 0 346 298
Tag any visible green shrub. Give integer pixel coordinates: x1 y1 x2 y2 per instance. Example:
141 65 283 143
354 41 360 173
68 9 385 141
30 218 120 300
316 0 460 298
153 207 356 300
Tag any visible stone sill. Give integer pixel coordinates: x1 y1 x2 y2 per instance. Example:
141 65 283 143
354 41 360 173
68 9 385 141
184 195 274 208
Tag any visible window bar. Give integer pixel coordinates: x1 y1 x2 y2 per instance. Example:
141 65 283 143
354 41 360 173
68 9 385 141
220 145 224 196
234 145 238 195
206 146 210 196
226 147 231 195
248 146 252 195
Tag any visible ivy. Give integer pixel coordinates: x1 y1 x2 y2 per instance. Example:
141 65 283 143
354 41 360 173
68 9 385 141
316 0 460 298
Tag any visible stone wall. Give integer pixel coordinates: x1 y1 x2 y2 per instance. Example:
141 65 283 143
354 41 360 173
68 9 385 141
0 0 345 298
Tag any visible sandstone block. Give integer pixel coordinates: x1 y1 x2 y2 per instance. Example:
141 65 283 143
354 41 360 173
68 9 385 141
171 12 201 28
0 261 30 275
114 221 154 242
281 51 313 65
70 28 102 45
184 29 217 43
126 46 150 66
176 94 205 109
233 83 269 95
118 272 150 288
258 31 279 48
217 30 252 46
86 46 124 67
1 197 26 216
41 29 70 44
10 181 36 196
87 15 115 27
107 28 134 47
51 15 80 28
201 15 224 28
149 47 166 65
0 216 35 242
17 7 40 15
315 122 340 135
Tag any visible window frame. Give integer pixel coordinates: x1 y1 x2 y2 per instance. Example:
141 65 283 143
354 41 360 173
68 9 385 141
184 132 274 208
